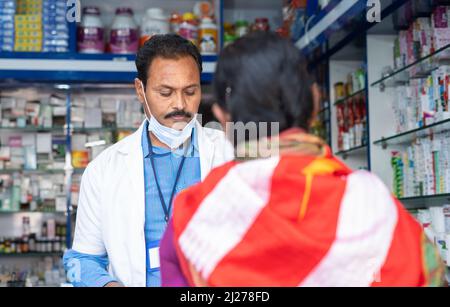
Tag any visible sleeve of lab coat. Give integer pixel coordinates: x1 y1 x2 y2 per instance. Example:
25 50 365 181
72 163 106 255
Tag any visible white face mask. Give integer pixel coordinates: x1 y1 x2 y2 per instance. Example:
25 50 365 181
140 81 197 149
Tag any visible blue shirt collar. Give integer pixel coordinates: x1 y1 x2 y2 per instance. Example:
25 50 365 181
141 120 198 158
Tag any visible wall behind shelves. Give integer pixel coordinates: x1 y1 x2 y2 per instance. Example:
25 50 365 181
367 35 398 191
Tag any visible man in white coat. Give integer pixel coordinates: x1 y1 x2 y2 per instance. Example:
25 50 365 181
63 34 234 287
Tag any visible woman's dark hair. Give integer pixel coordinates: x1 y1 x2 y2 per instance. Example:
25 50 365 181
214 32 314 133
135 34 203 88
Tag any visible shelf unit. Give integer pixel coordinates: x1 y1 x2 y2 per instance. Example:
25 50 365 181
333 88 366 106
327 33 369 171
3 0 446 258
300 0 450 215
0 211 68 214
0 0 292 256
370 43 450 88
374 118 450 146
0 252 63 258
398 193 450 209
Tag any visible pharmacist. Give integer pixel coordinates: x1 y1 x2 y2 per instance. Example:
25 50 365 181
63 34 234 287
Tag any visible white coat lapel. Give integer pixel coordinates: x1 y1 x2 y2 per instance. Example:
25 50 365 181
196 121 215 180
117 120 147 286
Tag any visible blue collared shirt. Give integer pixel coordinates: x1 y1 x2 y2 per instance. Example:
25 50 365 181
63 122 201 287
142 121 201 286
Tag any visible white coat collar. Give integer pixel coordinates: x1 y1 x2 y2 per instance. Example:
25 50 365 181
117 119 217 181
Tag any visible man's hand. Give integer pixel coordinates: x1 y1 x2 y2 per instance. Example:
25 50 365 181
104 282 124 287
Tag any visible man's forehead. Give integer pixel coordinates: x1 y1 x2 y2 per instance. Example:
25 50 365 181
148 57 199 73
148 57 200 85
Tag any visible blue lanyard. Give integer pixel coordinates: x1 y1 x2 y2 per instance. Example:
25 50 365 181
148 129 194 224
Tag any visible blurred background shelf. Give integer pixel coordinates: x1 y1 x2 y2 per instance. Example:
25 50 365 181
0 126 65 132
373 118 450 146
333 88 366 106
0 53 218 84
334 144 368 159
398 193 450 209
0 211 67 214
370 43 450 88
0 252 63 258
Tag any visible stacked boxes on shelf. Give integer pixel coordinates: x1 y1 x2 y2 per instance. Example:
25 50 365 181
0 173 66 212
13 0 69 52
0 93 66 212
0 132 66 171
0 0 16 51
70 95 142 169
394 5 450 69
42 0 69 52
431 6 450 53
71 132 109 169
391 131 450 198
392 65 450 134
71 95 143 130
414 205 450 267
15 0 42 52
425 66 450 122
0 94 65 128
391 152 406 198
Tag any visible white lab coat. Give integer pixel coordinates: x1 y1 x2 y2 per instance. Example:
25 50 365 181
71 120 234 287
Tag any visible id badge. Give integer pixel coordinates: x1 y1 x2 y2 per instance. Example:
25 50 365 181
147 240 161 273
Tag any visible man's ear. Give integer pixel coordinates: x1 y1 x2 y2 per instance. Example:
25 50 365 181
212 103 230 128
134 78 145 104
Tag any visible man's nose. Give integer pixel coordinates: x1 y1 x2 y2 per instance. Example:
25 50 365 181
172 91 187 110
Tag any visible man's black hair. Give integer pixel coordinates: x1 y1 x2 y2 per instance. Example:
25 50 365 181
135 34 203 88
214 32 314 133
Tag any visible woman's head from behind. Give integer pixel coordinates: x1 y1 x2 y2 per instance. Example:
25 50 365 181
213 32 319 142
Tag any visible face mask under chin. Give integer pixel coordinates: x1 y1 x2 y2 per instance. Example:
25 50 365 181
140 81 197 149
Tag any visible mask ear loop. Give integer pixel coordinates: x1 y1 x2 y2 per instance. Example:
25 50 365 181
140 80 152 120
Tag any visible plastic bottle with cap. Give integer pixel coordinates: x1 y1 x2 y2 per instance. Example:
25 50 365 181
109 7 139 54
140 8 169 46
179 12 198 46
77 6 105 53
199 17 217 54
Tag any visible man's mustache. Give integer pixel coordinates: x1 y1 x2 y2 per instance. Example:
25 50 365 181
165 110 193 119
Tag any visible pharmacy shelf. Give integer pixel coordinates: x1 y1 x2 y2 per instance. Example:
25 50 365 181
72 126 138 133
0 252 63 258
370 43 450 88
398 194 450 209
0 211 67 214
399 193 450 202
0 53 218 84
373 118 450 146
0 169 66 174
0 0 292 252
333 88 366 106
0 126 65 132
334 144 368 159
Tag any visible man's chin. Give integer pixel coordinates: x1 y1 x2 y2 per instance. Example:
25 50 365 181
168 119 189 130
